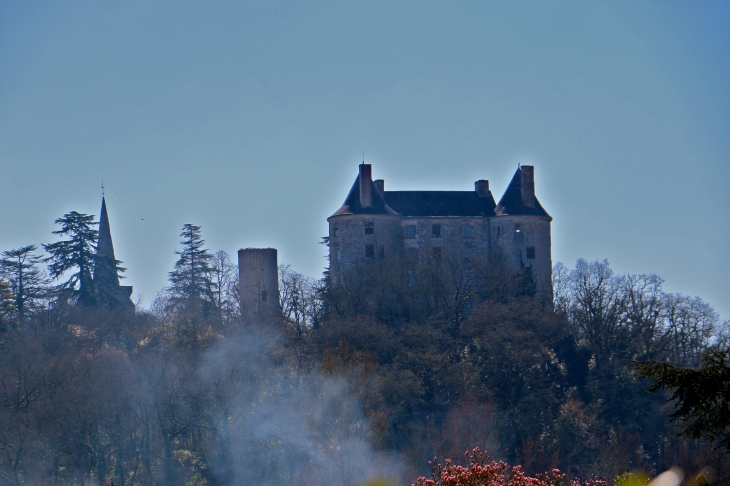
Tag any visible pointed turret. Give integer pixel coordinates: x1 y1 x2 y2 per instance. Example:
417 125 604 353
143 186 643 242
495 166 551 218
330 164 399 216
93 197 134 311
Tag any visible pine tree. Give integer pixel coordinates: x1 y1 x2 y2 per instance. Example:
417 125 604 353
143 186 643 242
0 245 48 322
635 348 730 451
0 279 15 332
43 211 98 305
168 224 214 314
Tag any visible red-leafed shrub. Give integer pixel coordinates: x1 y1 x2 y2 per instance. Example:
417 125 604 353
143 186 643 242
413 448 608 486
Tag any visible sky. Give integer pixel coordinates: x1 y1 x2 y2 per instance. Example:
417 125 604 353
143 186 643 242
1 1 729 317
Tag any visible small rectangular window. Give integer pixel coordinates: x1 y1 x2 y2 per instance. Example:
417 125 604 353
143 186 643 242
515 224 522 233
462 225 474 238
432 224 441 238
333 227 340 237
405 225 417 239
406 247 418 261
365 244 375 258
335 248 342 262
462 247 475 261
526 246 536 259
432 247 442 259
364 222 374 235
497 226 503 236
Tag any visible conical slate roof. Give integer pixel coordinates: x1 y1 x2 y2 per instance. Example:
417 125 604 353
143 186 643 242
94 197 120 286
93 197 134 310
496 167 551 218
331 171 399 216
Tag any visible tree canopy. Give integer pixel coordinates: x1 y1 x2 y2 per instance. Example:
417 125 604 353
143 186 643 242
634 348 730 451
168 223 214 315
43 211 98 305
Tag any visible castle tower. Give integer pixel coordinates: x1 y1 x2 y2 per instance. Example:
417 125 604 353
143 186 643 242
327 163 402 279
238 248 280 320
93 197 134 310
491 166 552 297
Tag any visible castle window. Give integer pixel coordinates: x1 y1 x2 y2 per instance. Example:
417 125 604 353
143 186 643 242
462 225 474 238
335 248 342 262
497 226 503 236
333 226 340 237
462 247 475 261
405 225 416 239
526 246 536 259
364 222 374 235
406 247 418 260
432 247 442 260
515 224 522 233
365 244 375 258
261 290 267 302
432 224 441 238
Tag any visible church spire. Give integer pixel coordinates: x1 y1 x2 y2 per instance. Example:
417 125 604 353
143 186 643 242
94 197 120 286
93 196 134 310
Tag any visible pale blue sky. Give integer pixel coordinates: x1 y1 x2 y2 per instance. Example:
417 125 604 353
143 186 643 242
1 1 729 316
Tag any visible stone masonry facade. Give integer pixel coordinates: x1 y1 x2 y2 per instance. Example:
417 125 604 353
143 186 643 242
327 163 553 296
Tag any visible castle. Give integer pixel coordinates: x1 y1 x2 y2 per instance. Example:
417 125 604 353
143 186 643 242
326 163 553 295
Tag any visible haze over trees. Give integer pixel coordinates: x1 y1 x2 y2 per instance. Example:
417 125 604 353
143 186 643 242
0 215 728 485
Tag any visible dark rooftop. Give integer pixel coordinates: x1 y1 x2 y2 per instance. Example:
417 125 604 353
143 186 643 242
496 167 551 218
383 191 496 217
330 174 399 216
330 165 550 219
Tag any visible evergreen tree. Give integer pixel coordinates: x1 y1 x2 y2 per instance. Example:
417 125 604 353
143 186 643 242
43 211 98 305
0 245 48 321
168 224 214 314
0 279 14 332
635 347 730 451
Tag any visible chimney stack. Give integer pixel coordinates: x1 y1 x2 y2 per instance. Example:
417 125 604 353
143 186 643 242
474 180 490 197
359 164 372 207
520 166 535 208
374 179 385 195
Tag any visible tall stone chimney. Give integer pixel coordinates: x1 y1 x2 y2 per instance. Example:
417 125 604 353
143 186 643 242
474 180 490 197
520 166 535 208
374 179 385 195
359 164 372 207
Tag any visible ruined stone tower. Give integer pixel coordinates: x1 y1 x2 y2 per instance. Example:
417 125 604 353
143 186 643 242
238 248 280 319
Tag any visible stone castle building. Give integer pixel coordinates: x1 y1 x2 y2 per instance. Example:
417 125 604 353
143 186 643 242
326 163 553 295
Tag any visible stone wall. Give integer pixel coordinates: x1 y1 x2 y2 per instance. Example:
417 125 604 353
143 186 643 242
238 248 280 319
490 215 552 295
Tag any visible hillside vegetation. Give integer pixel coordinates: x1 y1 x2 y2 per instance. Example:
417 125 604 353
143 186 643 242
0 221 728 485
